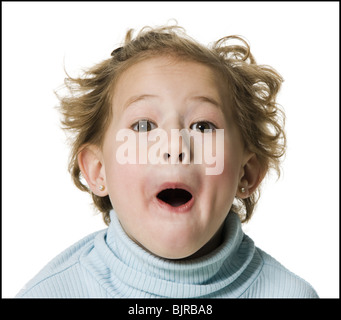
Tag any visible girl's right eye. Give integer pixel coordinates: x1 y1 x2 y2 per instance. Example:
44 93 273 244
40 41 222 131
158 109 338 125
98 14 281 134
131 120 157 132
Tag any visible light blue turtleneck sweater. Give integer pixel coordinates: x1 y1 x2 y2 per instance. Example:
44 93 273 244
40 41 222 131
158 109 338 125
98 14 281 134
16 210 318 298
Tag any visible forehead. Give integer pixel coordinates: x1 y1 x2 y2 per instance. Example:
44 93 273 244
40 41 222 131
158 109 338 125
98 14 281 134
112 56 227 108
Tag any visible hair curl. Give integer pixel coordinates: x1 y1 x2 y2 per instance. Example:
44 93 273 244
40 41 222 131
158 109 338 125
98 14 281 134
57 24 286 225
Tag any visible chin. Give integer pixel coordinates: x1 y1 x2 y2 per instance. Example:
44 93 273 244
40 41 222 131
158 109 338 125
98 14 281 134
145 234 205 260
145 220 224 260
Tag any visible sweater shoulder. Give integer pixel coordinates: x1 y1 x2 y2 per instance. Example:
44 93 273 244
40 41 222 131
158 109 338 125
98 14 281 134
16 229 106 298
243 247 318 298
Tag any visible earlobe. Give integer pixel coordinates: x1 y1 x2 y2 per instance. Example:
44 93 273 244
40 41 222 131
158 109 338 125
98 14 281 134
237 153 265 198
77 145 107 196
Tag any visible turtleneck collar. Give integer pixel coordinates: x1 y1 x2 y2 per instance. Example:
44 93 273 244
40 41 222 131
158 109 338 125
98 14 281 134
92 209 260 298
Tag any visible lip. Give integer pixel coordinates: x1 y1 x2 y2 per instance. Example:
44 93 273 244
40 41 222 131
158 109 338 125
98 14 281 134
154 182 195 213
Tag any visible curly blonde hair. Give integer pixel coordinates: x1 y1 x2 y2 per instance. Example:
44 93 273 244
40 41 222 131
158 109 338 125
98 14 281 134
57 24 286 225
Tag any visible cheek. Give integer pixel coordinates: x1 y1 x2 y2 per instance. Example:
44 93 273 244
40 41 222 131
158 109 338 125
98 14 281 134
222 155 242 200
102 128 158 218
102 133 137 210
106 162 141 211
207 135 243 210
207 129 243 180
205 161 239 212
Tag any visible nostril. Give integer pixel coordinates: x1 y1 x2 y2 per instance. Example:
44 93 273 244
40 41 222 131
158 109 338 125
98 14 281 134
179 152 185 162
163 152 171 162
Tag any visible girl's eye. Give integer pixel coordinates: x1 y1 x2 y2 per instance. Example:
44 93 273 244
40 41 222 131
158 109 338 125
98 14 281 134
190 121 217 133
131 120 157 132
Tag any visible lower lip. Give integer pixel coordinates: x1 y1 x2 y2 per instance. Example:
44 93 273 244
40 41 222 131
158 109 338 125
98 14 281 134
156 196 194 213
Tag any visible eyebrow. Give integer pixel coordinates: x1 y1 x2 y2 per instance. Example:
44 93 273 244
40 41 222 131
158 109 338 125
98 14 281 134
123 94 159 109
188 96 222 109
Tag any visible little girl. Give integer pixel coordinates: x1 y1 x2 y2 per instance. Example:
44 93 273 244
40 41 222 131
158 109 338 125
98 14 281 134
17 24 318 298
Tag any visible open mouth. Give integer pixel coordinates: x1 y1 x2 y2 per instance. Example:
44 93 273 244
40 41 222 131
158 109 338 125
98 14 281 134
157 188 193 207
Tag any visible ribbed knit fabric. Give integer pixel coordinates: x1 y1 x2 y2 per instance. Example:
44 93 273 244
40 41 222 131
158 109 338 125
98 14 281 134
16 210 318 298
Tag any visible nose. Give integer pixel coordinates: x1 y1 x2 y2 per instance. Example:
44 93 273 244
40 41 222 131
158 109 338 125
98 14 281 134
162 129 191 164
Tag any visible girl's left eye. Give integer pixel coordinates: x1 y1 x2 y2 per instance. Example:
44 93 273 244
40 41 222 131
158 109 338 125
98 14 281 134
190 121 217 133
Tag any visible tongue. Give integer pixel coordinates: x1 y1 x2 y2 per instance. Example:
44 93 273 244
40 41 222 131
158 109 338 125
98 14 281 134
157 189 192 207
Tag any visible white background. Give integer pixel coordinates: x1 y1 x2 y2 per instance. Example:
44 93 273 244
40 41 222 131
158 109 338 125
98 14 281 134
2 2 339 298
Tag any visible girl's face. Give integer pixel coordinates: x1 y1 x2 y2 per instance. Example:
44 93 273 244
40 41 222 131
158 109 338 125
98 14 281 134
95 56 251 259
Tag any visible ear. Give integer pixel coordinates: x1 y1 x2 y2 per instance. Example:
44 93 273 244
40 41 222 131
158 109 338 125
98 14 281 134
77 145 108 196
237 153 266 199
